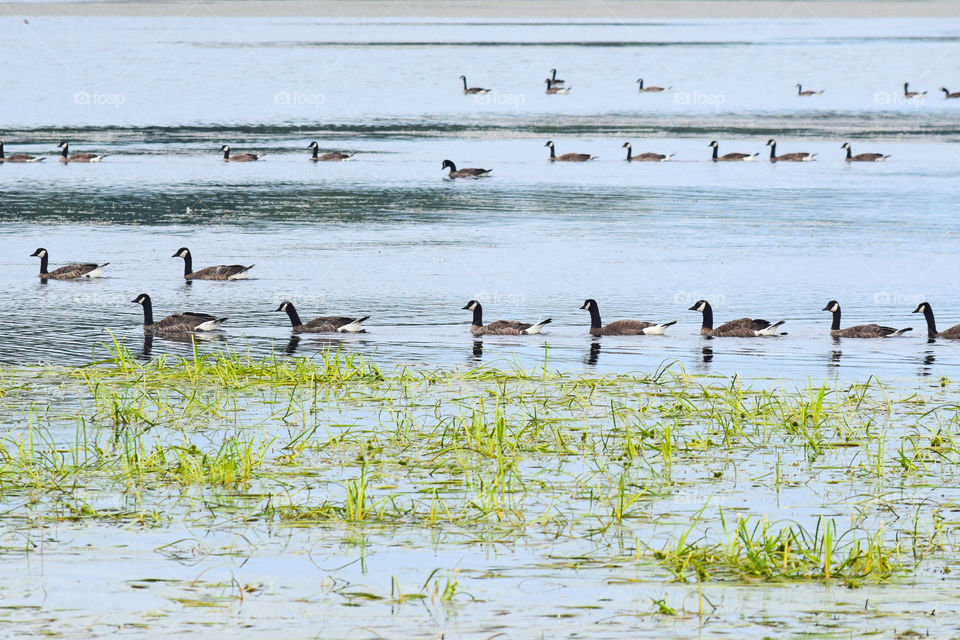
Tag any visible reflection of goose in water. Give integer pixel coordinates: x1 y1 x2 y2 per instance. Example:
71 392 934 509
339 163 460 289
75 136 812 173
471 340 483 361
919 350 936 376
284 335 302 356
701 346 713 364
830 349 843 366
141 331 226 358
586 341 601 366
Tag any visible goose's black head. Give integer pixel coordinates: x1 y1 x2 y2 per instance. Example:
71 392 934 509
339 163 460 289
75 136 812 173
132 293 151 305
462 300 480 311
307 141 318 149
441 159 456 171
172 247 190 258
636 79 643 83
689 300 709 312
459 75 466 80
913 302 930 314
220 144 230 152
841 142 851 150
276 301 292 312
766 139 776 146
621 142 631 149
57 141 68 149
795 84 802 88
550 68 557 74
580 299 597 310
708 140 718 148
823 300 840 312
544 79 552 86
30 248 47 258
544 141 554 148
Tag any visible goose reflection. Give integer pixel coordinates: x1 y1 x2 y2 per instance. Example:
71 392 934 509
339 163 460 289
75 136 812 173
701 346 713 364
585 341 601 366
919 350 936 376
830 349 842 367
141 331 226 358
471 340 483 361
284 335 302 356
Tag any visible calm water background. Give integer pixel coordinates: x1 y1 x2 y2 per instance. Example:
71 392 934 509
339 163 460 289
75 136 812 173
2 15 960 378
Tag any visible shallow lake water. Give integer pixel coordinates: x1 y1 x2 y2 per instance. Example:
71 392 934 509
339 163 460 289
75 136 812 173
2 10 960 640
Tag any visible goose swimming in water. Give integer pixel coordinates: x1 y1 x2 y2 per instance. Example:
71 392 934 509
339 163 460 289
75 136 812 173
580 299 676 336
689 300 786 337
463 300 552 336
822 300 911 338
31 248 108 279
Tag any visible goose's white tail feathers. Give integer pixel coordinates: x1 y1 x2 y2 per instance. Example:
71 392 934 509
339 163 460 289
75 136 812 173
642 320 678 335
228 265 255 280
195 318 228 332
744 154 759 161
755 320 786 336
523 317 553 335
890 327 912 337
84 262 110 278
337 316 370 333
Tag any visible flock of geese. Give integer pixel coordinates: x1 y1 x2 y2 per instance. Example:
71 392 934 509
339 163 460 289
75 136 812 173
459 71 960 100
28 248 959 341
0 138 891 169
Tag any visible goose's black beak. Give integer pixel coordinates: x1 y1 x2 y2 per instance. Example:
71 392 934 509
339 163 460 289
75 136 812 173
687 304 698 311
822 304 832 311
461 304 471 310
276 304 285 312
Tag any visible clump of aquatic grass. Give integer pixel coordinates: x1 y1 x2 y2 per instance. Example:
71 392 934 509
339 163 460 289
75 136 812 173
650 512 900 585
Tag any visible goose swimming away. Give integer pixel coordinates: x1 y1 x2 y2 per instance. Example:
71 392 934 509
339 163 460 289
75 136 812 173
548 68 565 86
636 79 669 92
308 141 351 161
941 87 960 98
545 140 593 162
58 141 106 163
841 142 888 162
708 140 757 162
172 247 254 280
463 300 552 336
31 248 108 279
0 141 43 163
442 159 491 178
460 75 490 94
822 300 911 338
132 293 227 333
545 79 570 94
580 299 676 336
913 302 960 340
689 300 785 337
276 301 369 333
220 145 261 162
622 142 672 162
903 82 926 98
796 84 823 96
766 139 816 162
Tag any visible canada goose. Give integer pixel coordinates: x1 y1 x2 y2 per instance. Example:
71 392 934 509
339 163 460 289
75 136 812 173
822 300 911 338
689 300 785 337
220 144 260 162
545 79 570 94
441 159 491 178
796 84 823 96
172 247 254 280
766 139 816 162
636 79 668 92
622 142 672 162
132 293 226 333
0 141 43 163
580 299 676 336
460 75 490 95
941 87 960 99
548 68 565 86
57 141 105 163
708 140 757 162
841 142 888 162
276 301 369 333
308 141 351 161
30 248 108 279
904 82 926 98
913 302 960 340
545 141 593 162
463 300 552 336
